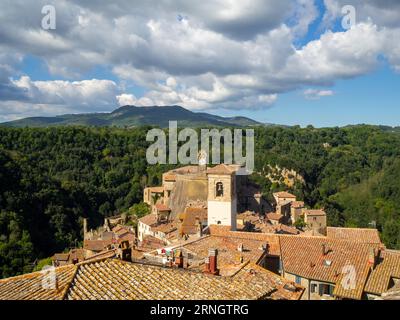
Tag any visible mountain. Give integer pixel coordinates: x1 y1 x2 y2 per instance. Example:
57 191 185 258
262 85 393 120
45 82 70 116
1 105 262 128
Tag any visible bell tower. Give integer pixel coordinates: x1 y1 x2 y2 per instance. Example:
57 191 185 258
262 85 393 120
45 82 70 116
206 164 237 230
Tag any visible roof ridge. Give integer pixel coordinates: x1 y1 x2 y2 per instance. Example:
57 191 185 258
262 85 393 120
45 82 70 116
60 265 79 300
327 226 378 231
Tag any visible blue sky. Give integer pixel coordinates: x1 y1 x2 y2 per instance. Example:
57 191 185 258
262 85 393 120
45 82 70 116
1 0 400 126
214 66 400 127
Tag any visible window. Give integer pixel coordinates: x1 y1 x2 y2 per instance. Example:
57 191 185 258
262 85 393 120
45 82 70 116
295 275 301 284
311 284 318 293
216 182 224 197
319 284 334 296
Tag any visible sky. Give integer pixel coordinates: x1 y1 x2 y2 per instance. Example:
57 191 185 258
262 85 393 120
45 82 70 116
0 0 400 127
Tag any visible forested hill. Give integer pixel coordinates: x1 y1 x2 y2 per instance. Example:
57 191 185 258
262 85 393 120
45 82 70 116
1 125 400 278
0 105 261 128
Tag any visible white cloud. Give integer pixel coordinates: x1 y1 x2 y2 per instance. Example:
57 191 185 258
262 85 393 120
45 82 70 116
0 0 400 118
116 93 137 106
304 89 334 100
0 77 122 120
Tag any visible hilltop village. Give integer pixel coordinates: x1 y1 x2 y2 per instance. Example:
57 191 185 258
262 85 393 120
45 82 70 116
0 164 399 300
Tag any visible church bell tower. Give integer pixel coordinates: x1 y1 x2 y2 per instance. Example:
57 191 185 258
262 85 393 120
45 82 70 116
206 164 237 230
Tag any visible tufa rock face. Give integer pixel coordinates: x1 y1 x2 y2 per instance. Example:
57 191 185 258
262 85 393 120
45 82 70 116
168 176 208 218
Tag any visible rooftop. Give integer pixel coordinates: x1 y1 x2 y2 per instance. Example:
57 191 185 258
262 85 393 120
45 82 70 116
279 236 381 300
179 207 208 235
209 225 281 256
0 264 76 300
154 203 170 211
0 257 303 300
151 221 177 234
266 213 284 221
326 227 381 244
138 213 158 226
206 164 236 175
304 209 326 217
181 235 268 276
83 239 114 252
291 201 305 208
364 250 400 295
273 191 296 199
146 186 164 193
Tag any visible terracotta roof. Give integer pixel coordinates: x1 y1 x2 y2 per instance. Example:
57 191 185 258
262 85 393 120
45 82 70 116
0 257 304 300
163 173 176 181
0 264 76 300
155 203 170 211
101 231 114 241
113 225 134 238
66 259 296 300
274 224 300 235
209 225 281 256
279 236 380 300
326 227 381 244
169 166 200 175
118 233 135 244
266 213 284 221
152 221 177 234
53 253 69 261
52 248 90 265
82 249 117 263
273 191 296 199
185 207 208 218
291 201 304 208
147 186 164 193
364 250 400 295
138 213 158 226
69 249 85 262
304 209 326 216
207 164 236 175
83 239 113 252
179 207 208 235
182 235 268 275
237 211 260 221
139 235 166 251
112 225 125 233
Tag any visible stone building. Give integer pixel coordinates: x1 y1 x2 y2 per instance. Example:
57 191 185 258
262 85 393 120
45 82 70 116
142 164 269 229
304 209 327 235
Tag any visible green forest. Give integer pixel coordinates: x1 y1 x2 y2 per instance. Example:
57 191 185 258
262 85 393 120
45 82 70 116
1 125 400 278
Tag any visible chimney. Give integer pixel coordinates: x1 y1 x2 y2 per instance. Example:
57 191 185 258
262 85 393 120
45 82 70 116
322 243 327 256
208 249 219 275
238 243 244 252
174 250 183 268
204 257 210 273
368 248 377 269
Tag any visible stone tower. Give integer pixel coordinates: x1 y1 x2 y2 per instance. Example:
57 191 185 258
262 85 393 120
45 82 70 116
206 164 237 230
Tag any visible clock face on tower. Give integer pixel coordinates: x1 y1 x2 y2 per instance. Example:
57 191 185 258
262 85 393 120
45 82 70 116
198 150 207 166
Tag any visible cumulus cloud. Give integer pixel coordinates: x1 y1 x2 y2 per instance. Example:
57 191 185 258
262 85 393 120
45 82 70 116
322 0 400 29
0 0 400 119
0 77 121 121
